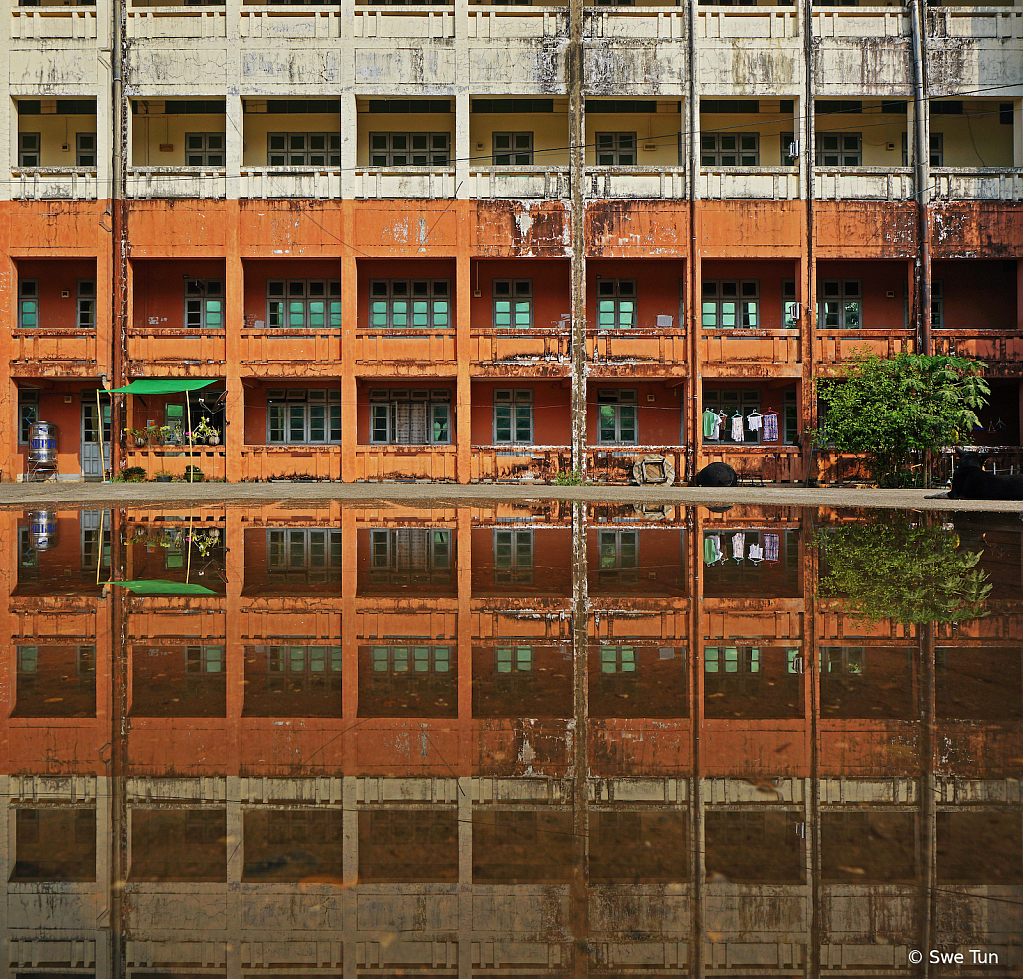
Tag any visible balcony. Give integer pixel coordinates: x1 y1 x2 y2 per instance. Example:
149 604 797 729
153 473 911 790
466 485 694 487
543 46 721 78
471 329 570 376
471 445 572 482
930 168 1023 202
468 167 570 200
240 168 341 200
816 329 915 367
585 445 686 485
10 5 97 39
588 329 689 378
355 331 457 375
240 445 341 482
240 6 340 38
125 6 226 38
126 168 226 200
356 5 455 38
813 8 912 93
814 167 914 201
9 330 97 376
124 446 228 480
586 167 686 199
239 329 341 375
11 169 98 201
931 331 1023 371
467 6 567 39
700 330 801 373
927 8 1023 93
355 445 458 481
126 329 227 376
695 6 801 89
699 168 798 201
352 168 457 200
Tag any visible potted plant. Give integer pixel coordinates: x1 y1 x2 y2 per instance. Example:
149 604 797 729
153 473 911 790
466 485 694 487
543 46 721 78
128 429 148 448
184 465 204 483
189 417 221 446
156 470 173 483
121 465 147 482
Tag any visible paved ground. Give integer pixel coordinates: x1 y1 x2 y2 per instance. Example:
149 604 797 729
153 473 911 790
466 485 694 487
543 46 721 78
2 480 1022 512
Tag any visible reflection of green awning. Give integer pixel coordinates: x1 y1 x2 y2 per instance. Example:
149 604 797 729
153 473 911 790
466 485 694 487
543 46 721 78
107 580 218 596
106 379 217 395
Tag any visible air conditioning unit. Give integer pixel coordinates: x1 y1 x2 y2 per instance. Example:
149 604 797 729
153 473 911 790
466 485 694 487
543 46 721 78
788 140 800 158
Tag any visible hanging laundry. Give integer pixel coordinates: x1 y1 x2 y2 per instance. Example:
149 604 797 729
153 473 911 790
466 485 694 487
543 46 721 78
703 534 723 564
749 543 764 563
763 411 779 442
764 532 780 562
747 411 762 433
731 531 746 561
703 409 721 440
730 413 744 443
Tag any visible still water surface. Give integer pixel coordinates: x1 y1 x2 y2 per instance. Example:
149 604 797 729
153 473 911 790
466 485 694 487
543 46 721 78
7 501 1023 976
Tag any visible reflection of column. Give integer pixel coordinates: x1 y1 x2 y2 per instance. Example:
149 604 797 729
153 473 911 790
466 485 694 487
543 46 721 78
226 776 242 979
920 620 936 975
457 775 472 979
342 775 358 979
340 206 357 483
109 507 128 979
457 507 472 773
224 213 243 483
225 506 244 768
341 509 358 740
805 506 821 979
571 502 589 978
691 504 704 979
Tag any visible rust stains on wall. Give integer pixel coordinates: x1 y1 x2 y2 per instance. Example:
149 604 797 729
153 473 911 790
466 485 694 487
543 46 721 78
815 201 918 258
586 200 689 258
474 201 570 258
930 202 1023 259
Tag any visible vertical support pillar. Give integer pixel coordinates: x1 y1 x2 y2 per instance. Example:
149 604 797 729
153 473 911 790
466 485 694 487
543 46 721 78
225 94 243 203
690 504 704 979
569 0 586 477
341 204 358 482
456 233 472 483
800 0 818 481
456 506 473 772
1013 99 1023 168
687 2 700 483
224 208 243 483
0 256 16 481
910 0 931 356
339 0 356 201
454 0 470 199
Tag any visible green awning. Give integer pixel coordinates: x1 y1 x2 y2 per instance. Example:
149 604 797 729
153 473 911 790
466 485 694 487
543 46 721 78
106 379 217 395
107 580 218 596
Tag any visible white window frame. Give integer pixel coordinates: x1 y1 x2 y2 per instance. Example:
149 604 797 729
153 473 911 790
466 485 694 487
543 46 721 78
493 279 533 329
185 278 224 329
267 132 341 167
597 389 638 444
493 389 534 445
267 388 342 445
369 132 450 166
266 279 341 330
702 280 759 330
817 279 862 329
596 278 636 330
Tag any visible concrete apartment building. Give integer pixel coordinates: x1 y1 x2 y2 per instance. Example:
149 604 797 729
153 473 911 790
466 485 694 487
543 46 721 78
0 0 1021 482
3 502 1023 975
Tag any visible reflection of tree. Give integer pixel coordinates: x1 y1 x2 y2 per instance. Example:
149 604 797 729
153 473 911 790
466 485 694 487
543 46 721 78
816 516 992 626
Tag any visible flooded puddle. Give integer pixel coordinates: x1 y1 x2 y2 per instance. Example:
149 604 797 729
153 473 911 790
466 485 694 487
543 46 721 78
7 500 1023 976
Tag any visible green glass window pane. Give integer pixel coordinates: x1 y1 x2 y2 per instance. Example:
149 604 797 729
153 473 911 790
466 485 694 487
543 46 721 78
618 406 636 443
494 405 512 443
725 647 738 674
205 300 222 327
750 648 760 672
288 301 304 327
516 648 531 670
310 648 325 672
392 300 408 328
329 301 342 328
372 647 388 671
600 648 616 674
599 405 616 442
432 300 449 327
308 301 325 328
309 404 326 442
618 300 635 329
598 299 616 329
412 300 429 328
514 406 531 443
497 647 512 673
844 301 861 328
702 302 717 328
393 648 409 672
513 301 531 328
414 647 430 672
705 647 719 673
621 648 635 672
432 406 449 443
720 302 737 328
269 405 285 442
329 404 342 442
206 647 224 673
494 300 511 329
20 301 37 327
289 405 305 442
370 300 389 328
743 302 758 328
435 647 450 672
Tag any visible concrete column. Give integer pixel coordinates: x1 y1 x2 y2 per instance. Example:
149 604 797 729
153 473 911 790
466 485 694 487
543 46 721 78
224 208 243 483
95 0 113 195
341 204 358 482
225 95 243 202
0 0 10 204
1015 99 1023 169
0 255 17 481
456 233 472 483
340 0 356 201
454 0 470 199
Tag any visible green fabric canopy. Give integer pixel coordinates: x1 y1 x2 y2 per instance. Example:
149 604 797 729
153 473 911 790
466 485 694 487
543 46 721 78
107 580 218 596
106 379 217 395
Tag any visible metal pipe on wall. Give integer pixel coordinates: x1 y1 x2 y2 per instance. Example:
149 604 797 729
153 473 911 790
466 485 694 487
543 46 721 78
910 0 932 357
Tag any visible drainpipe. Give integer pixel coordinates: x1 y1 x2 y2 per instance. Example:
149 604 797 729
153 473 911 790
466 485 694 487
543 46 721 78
686 0 698 484
569 0 586 478
110 0 127 476
910 0 931 356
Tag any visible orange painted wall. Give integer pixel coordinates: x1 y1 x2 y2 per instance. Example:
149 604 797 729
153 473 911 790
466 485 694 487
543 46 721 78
586 259 686 330
469 258 571 331
132 259 226 330
585 381 684 445
701 259 801 331
933 259 1017 332
243 258 343 329
15 383 94 476
814 259 910 329
469 380 572 445
15 259 97 330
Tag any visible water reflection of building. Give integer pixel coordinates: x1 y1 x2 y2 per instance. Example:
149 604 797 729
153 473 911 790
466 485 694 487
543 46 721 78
0 504 1021 976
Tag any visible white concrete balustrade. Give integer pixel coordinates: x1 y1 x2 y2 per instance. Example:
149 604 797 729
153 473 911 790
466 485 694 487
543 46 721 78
696 6 799 40
468 168 570 200
125 7 227 38
240 7 340 38
586 167 687 199
11 169 99 202
240 168 342 199
10 7 97 39
354 6 453 38
467 7 567 39
126 168 227 199
353 168 458 199
699 168 799 201
814 167 914 201
930 168 1023 201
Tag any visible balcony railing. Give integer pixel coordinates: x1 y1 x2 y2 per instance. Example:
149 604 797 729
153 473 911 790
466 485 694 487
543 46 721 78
472 445 572 482
11 168 98 201
126 168 226 199
587 6 685 39
586 445 686 485
471 329 570 369
125 6 226 38
928 7 1023 40
240 6 339 37
241 445 341 482
587 166 686 199
816 328 915 365
240 168 341 199
931 330 1023 364
702 444 803 484
812 6 909 38
468 6 566 38
700 330 800 367
355 445 458 481
355 330 457 371
698 6 798 39
814 167 913 201
127 329 227 373
589 329 688 373
699 167 798 201
468 168 570 200
10 330 97 371
930 168 1023 202
11 6 97 39
353 168 457 199
239 329 341 371
355 5 454 37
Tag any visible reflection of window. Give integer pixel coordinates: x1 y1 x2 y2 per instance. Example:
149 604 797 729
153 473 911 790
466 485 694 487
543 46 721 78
369 132 450 166
496 646 532 673
186 645 224 675
705 646 759 674
18 527 38 572
597 530 638 582
600 646 636 674
494 529 533 584
597 278 636 330
817 279 861 329
268 528 342 580
821 646 864 675
701 132 759 166
369 390 451 445
261 645 342 694
493 279 532 329
493 389 533 444
267 132 340 166
18 279 38 329
266 808 344 845
597 389 637 444
267 389 342 445
267 280 341 329
370 279 450 330
185 278 224 329
81 510 111 570
702 279 758 329
595 132 636 166
369 529 452 585
370 645 451 680
493 132 533 165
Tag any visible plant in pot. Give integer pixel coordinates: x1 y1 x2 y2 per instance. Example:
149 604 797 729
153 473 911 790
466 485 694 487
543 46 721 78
189 417 221 446
128 429 148 448
156 470 174 483
184 465 204 483
121 465 147 483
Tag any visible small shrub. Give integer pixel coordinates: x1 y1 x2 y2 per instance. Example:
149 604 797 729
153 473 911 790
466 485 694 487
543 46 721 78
554 469 585 486
121 466 147 483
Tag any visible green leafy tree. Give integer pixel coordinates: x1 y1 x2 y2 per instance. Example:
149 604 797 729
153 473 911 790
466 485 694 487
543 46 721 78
816 353 989 488
816 516 991 626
